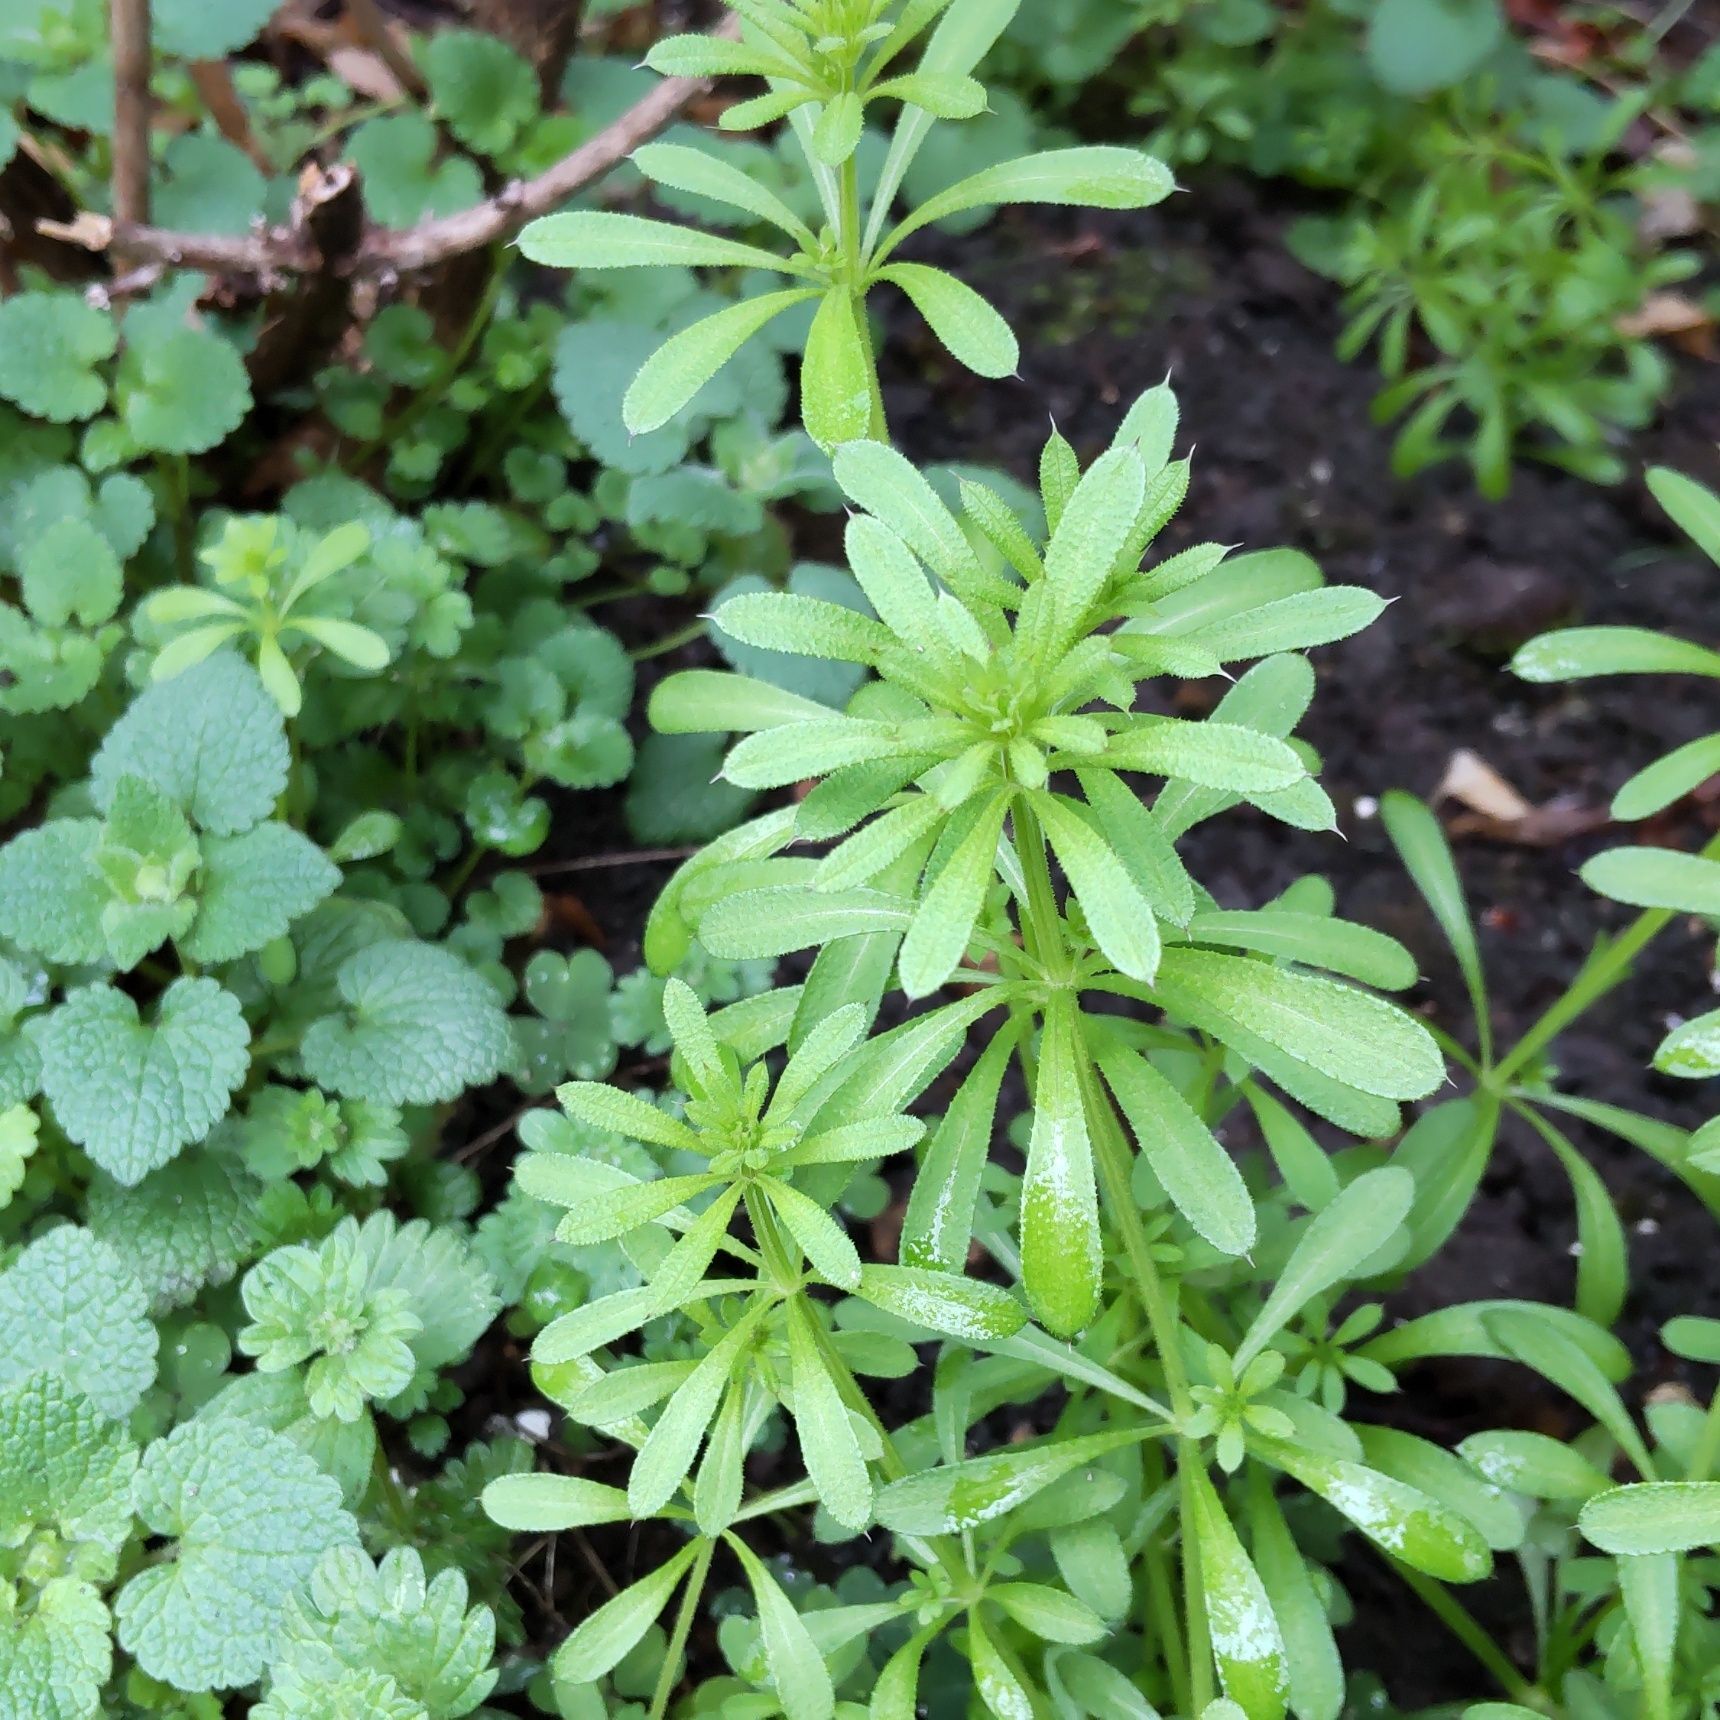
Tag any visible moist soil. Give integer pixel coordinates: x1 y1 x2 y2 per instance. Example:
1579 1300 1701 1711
465 176 1720 1707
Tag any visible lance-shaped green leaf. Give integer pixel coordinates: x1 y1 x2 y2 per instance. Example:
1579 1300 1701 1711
802 290 874 449
701 887 913 960
630 1305 762 1517
1621 1551 1679 1720
871 1624 941 1720
723 716 947 790
1096 1043 1253 1255
1251 1439 1490 1582
556 1082 703 1154
1152 950 1443 1103
764 1179 862 1290
883 147 1174 251
1248 1484 1343 1720
875 262 1018 377
481 1474 633 1531
624 288 820 434
551 1173 718 1247
1188 1466 1288 1720
1614 733 1720 822
1042 444 1146 642
727 1532 836 1720
1359 1299 1629 1380
1034 791 1161 982
899 793 1007 997
651 669 835 735
875 1428 1143 1535
645 1186 745 1318
1579 847 1720 916
1484 1307 1656 1479
969 1610 1033 1720
1581 1483 1720 1556
834 439 994 602
553 1540 704 1683
634 141 817 247
1074 768 1195 926
1512 626 1720 683
901 1023 1015 1271
1101 719 1305 792
1236 1169 1413 1367
815 795 948 892
519 210 812 275
1183 909 1416 992
716 590 893 667
787 1301 871 1532
1457 1431 1610 1502
1380 791 1490 1061
1355 1426 1522 1552
1020 998 1100 1337
854 1264 1025 1342
1647 464 1720 561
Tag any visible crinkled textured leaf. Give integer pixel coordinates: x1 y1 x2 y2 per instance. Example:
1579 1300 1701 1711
0 293 114 421
91 651 289 836
0 1372 137 1561
185 823 341 963
87 1147 259 1312
301 941 511 1105
32 978 250 1184
265 1545 496 1719
0 1228 157 1418
0 1574 112 1720
0 820 107 964
115 1419 358 1691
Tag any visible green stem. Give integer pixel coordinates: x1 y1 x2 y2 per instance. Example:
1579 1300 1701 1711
1389 1557 1536 1703
1491 833 1720 1087
1010 798 1214 1714
649 1536 715 1720
631 617 706 662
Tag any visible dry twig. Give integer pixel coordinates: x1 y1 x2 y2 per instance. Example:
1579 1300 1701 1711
108 0 152 254
40 11 739 280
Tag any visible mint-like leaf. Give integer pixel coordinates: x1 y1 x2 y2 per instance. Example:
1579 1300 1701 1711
31 978 250 1185
184 823 341 964
91 652 289 836
0 1228 157 1418
0 821 108 965
115 1419 358 1691
301 942 511 1106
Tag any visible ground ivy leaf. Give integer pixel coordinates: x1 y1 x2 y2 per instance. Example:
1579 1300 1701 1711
32 979 249 1186
0 819 108 965
115 1420 358 1692
115 322 251 455
185 824 341 964
91 652 289 836
0 1228 158 1418
0 291 115 421
0 1572 113 1720
86 1147 260 1313
301 941 512 1105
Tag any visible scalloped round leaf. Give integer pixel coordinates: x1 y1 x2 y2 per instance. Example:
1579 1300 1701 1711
0 292 115 421
116 324 252 455
115 1419 358 1692
92 651 289 835
301 941 512 1106
0 1227 158 1418
153 0 282 57
32 979 250 1186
